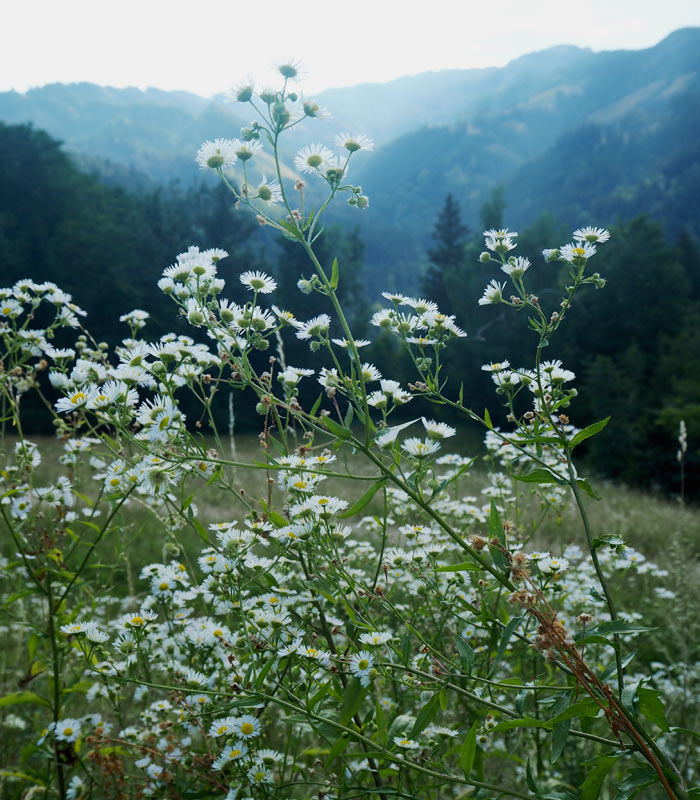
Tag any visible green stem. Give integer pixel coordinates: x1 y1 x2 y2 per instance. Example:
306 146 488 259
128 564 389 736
565 450 624 697
47 581 66 800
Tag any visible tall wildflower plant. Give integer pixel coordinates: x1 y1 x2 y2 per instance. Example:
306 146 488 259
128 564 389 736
0 62 698 800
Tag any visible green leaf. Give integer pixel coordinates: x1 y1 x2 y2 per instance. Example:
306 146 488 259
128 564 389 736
513 468 566 485
484 408 493 429
548 697 601 725
488 500 507 571
490 614 523 676
400 634 411 665
375 700 388 746
340 596 358 624
436 561 481 573
206 466 222 486
526 758 540 795
574 621 656 643
330 257 339 289
488 499 504 543
322 417 352 440
307 682 329 712
614 766 657 800
339 480 386 519
0 691 50 709
267 510 288 528
191 519 209 544
571 417 610 448
576 478 602 500
254 657 276 690
325 735 348 766
601 650 636 683
344 403 354 428
638 688 670 732
411 694 441 738
550 691 572 763
339 678 367 726
310 392 323 417
580 755 616 800
455 637 474 674
669 726 700 740
491 717 551 734
459 721 478 778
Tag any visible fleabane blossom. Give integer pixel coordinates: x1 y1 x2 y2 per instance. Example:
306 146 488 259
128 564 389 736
295 314 331 340
573 226 610 243
402 437 441 457
349 651 375 686
240 270 277 294
335 132 374 153
295 144 335 174
478 280 506 306
232 138 262 162
212 742 248 770
195 139 237 170
481 360 510 373
421 418 456 440
501 256 530 278
250 176 282 204
359 631 393 646
302 99 332 120
483 228 518 240
54 718 82 743
55 388 95 414
278 366 315 386
559 242 597 262
393 736 420 749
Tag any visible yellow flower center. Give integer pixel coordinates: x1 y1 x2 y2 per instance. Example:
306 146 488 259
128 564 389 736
240 722 255 735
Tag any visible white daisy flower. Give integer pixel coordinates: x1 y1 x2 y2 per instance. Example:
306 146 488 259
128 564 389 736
240 270 277 294
559 242 597 262
349 651 375 686
232 138 262 162
421 418 456 440
295 143 335 174
295 314 331 340
393 736 420 749
402 437 441 457
478 280 506 306
335 132 374 153
572 226 610 243
195 139 237 170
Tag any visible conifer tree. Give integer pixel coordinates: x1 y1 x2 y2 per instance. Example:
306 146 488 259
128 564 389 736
421 193 468 312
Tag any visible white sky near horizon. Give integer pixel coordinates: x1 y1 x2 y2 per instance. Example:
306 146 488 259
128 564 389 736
3 0 699 97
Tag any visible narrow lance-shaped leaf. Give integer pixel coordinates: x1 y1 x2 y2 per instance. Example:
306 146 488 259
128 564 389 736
339 480 386 519
570 416 610 448
489 614 523 676
459 721 478 777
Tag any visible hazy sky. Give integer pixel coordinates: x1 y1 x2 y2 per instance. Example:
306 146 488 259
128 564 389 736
3 0 699 96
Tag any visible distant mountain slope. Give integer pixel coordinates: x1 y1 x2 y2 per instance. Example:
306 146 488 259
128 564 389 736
1 28 698 289
346 27 700 287
0 83 253 186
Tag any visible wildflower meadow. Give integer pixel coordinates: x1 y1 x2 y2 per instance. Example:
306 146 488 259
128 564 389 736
1 63 698 800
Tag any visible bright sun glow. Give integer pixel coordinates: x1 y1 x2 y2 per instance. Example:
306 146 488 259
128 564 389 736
2 0 699 96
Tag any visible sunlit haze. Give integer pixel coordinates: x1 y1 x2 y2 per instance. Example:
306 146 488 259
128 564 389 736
3 0 699 97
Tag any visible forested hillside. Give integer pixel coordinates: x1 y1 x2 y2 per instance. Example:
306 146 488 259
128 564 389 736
2 29 699 495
